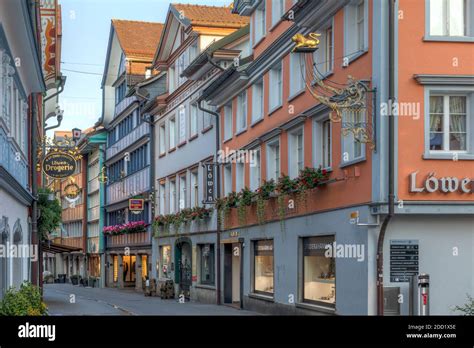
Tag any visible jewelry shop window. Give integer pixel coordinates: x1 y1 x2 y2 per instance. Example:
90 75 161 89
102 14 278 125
160 245 171 279
199 244 215 285
253 239 274 295
302 236 335 307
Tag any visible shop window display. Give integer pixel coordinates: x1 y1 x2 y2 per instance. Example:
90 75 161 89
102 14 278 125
160 245 171 279
303 236 335 307
254 240 274 295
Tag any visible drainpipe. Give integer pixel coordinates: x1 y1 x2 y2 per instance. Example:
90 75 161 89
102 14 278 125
377 0 396 316
198 100 221 306
31 94 39 289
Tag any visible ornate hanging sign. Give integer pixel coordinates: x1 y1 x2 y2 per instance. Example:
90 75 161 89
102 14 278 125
291 33 376 149
42 152 76 179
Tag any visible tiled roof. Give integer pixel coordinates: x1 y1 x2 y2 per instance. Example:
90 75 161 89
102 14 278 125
111 19 164 60
172 4 249 29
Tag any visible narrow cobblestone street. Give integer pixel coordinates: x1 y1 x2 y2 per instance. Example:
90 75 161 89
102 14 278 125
44 284 257 316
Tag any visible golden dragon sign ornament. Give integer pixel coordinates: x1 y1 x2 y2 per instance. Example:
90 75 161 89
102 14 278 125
291 33 375 149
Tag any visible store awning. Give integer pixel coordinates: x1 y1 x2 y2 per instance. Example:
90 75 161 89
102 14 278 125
41 241 82 254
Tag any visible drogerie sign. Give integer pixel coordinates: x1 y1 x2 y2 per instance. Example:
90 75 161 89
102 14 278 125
409 171 473 194
42 152 76 179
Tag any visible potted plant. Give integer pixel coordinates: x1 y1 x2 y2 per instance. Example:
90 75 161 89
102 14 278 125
70 274 81 285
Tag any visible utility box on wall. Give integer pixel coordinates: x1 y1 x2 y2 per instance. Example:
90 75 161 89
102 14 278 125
383 286 401 316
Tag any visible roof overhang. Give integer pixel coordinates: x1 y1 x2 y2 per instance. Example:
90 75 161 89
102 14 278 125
41 241 82 254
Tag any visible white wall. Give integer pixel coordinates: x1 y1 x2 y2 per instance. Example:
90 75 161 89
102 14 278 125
384 215 474 315
0 188 30 289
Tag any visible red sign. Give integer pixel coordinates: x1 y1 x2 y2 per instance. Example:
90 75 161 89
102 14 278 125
129 199 144 211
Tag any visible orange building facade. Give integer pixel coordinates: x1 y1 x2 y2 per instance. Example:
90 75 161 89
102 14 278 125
200 0 473 315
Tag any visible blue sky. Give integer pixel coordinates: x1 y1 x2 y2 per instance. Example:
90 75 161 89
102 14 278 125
55 0 231 134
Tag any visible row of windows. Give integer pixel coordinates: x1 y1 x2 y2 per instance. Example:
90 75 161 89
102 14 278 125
0 49 28 156
158 236 336 307
223 116 337 195
63 221 82 238
158 167 200 215
158 102 216 155
115 80 127 105
158 243 214 285
108 159 125 183
223 23 334 142
107 206 150 226
108 109 140 145
168 41 199 93
127 143 149 176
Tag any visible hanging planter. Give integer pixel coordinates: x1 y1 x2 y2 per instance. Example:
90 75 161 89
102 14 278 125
103 221 147 236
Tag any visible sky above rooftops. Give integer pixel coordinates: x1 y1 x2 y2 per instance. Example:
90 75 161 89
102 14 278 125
54 0 231 136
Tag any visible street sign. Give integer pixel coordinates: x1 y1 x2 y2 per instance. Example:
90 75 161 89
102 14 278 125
203 163 215 204
129 198 144 211
390 240 419 282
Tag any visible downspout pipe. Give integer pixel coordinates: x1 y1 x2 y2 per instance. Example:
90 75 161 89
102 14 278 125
198 100 221 306
31 94 39 289
377 0 396 316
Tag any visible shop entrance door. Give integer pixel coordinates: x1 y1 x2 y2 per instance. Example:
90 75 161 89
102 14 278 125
122 255 136 287
223 243 241 307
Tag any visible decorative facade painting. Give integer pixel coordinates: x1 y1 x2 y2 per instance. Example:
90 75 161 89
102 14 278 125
40 0 58 88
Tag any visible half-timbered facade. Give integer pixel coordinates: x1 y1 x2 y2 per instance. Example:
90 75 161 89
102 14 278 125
100 19 163 290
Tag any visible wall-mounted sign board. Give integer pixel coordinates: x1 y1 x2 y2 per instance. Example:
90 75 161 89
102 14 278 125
42 152 76 179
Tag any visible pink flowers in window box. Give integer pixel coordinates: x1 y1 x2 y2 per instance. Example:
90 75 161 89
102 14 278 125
102 221 148 235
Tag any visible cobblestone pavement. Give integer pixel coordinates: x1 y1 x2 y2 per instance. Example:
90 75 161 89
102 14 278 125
43 284 258 316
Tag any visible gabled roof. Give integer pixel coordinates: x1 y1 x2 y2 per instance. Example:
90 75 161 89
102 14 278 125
111 19 164 60
182 24 249 78
172 3 249 29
